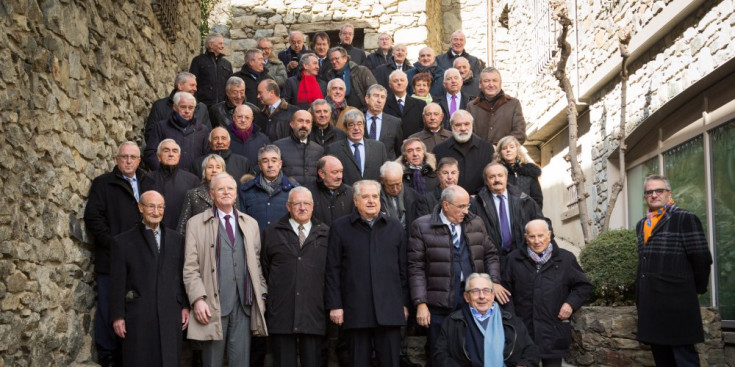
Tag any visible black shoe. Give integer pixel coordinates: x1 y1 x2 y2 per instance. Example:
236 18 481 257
400 355 422 367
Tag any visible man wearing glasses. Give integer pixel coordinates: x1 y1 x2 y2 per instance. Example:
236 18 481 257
325 109 388 185
407 185 501 366
433 273 539 367
84 141 149 366
635 175 712 367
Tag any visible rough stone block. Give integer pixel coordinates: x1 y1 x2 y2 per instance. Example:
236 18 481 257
398 0 426 13
394 26 428 44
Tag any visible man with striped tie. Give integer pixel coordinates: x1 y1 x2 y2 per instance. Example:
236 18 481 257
407 184 501 367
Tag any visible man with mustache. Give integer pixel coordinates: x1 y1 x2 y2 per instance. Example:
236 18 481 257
431 110 493 194
274 110 325 188
470 162 542 273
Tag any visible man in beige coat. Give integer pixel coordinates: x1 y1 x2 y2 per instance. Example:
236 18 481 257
184 172 268 366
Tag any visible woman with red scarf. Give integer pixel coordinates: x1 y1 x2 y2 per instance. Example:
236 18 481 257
282 53 327 109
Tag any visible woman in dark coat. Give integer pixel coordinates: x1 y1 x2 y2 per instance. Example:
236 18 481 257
177 154 226 234
494 135 543 210
503 220 591 365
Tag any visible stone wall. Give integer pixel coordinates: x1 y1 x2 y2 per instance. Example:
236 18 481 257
441 0 490 66
0 0 200 365
569 306 726 366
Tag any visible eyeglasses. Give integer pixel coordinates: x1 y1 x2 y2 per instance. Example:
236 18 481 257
644 188 670 197
141 203 165 211
466 288 492 296
117 155 140 161
447 201 470 211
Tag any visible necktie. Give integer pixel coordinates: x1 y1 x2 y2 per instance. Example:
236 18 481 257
497 195 512 251
397 99 404 115
369 116 377 140
298 225 306 247
224 214 235 246
450 95 457 116
352 143 362 175
153 229 160 252
451 223 459 248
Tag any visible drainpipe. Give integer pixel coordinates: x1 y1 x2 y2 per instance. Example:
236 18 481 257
487 0 494 66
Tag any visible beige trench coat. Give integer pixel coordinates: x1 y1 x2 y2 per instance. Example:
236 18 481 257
183 208 268 340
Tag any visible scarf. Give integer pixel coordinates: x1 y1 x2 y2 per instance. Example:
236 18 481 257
483 89 505 108
408 164 427 195
644 200 675 244
172 111 192 129
464 303 505 367
411 94 433 105
229 120 253 142
297 72 324 104
259 172 283 196
336 65 352 96
527 242 554 267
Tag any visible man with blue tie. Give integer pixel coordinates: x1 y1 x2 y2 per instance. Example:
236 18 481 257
364 84 403 160
407 185 501 367
470 162 542 274
325 109 388 185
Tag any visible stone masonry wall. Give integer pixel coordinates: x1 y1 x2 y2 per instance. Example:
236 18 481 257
0 1 200 365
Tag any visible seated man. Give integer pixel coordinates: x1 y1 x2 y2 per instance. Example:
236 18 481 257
434 273 539 367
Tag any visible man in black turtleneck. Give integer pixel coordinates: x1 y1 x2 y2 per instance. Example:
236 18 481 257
339 24 366 65
141 139 199 232
308 99 347 147
190 127 252 183
144 91 211 174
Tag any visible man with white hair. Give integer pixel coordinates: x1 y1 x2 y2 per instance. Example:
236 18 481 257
378 161 428 233
144 91 211 173
189 32 233 106
325 180 408 367
453 57 480 98
373 44 412 90
363 33 394 70
278 30 313 78
431 110 493 194
234 48 273 109
208 76 248 128
436 30 485 77
384 69 426 138
257 37 288 88
435 68 470 129
145 72 211 141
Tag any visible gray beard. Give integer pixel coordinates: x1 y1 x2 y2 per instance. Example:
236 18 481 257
453 131 472 143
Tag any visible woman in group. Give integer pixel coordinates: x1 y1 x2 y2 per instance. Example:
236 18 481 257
177 154 226 234
494 135 544 210
410 72 434 105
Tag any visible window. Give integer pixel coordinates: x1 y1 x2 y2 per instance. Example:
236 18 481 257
711 120 735 320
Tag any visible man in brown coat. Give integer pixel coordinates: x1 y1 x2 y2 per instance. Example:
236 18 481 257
183 172 268 366
467 67 526 146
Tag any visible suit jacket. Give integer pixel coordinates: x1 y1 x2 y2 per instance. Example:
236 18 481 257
434 93 470 130
325 139 388 185
183 208 268 340
384 94 426 139
367 112 403 160
110 223 186 367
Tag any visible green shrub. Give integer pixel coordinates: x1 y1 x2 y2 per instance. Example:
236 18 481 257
579 229 638 306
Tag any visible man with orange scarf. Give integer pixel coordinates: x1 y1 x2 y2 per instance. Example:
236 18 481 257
283 53 327 109
635 174 712 367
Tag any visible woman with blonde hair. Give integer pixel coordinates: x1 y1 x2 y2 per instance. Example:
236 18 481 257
493 135 543 209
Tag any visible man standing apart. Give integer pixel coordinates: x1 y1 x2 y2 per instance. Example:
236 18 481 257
325 180 409 367
262 187 330 367
636 175 712 367
111 191 190 367
184 173 268 367
85 141 148 367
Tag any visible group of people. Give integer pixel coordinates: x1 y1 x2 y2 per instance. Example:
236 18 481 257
83 26 713 367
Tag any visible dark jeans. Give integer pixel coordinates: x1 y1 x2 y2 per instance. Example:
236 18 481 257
271 333 323 367
650 344 700 367
347 327 401 367
95 273 121 365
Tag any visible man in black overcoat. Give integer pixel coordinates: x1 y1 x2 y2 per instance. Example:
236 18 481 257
110 191 189 367
325 180 409 367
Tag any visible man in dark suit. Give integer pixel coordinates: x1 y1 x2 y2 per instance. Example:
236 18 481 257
338 24 366 65
110 190 189 367
379 161 430 234
325 109 388 185
384 70 426 139
325 180 408 367
364 84 403 160
434 68 470 129
469 162 542 272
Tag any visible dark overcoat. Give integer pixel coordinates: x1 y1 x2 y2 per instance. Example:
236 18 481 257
84 166 149 274
503 242 592 359
274 135 325 188
384 92 426 139
144 113 211 173
635 205 712 345
431 135 494 195
189 51 233 106
176 184 213 235
110 224 186 367
308 181 354 226
261 215 330 335
502 161 543 210
229 123 271 164
144 90 211 142
238 173 299 231
325 211 408 329
141 167 200 233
